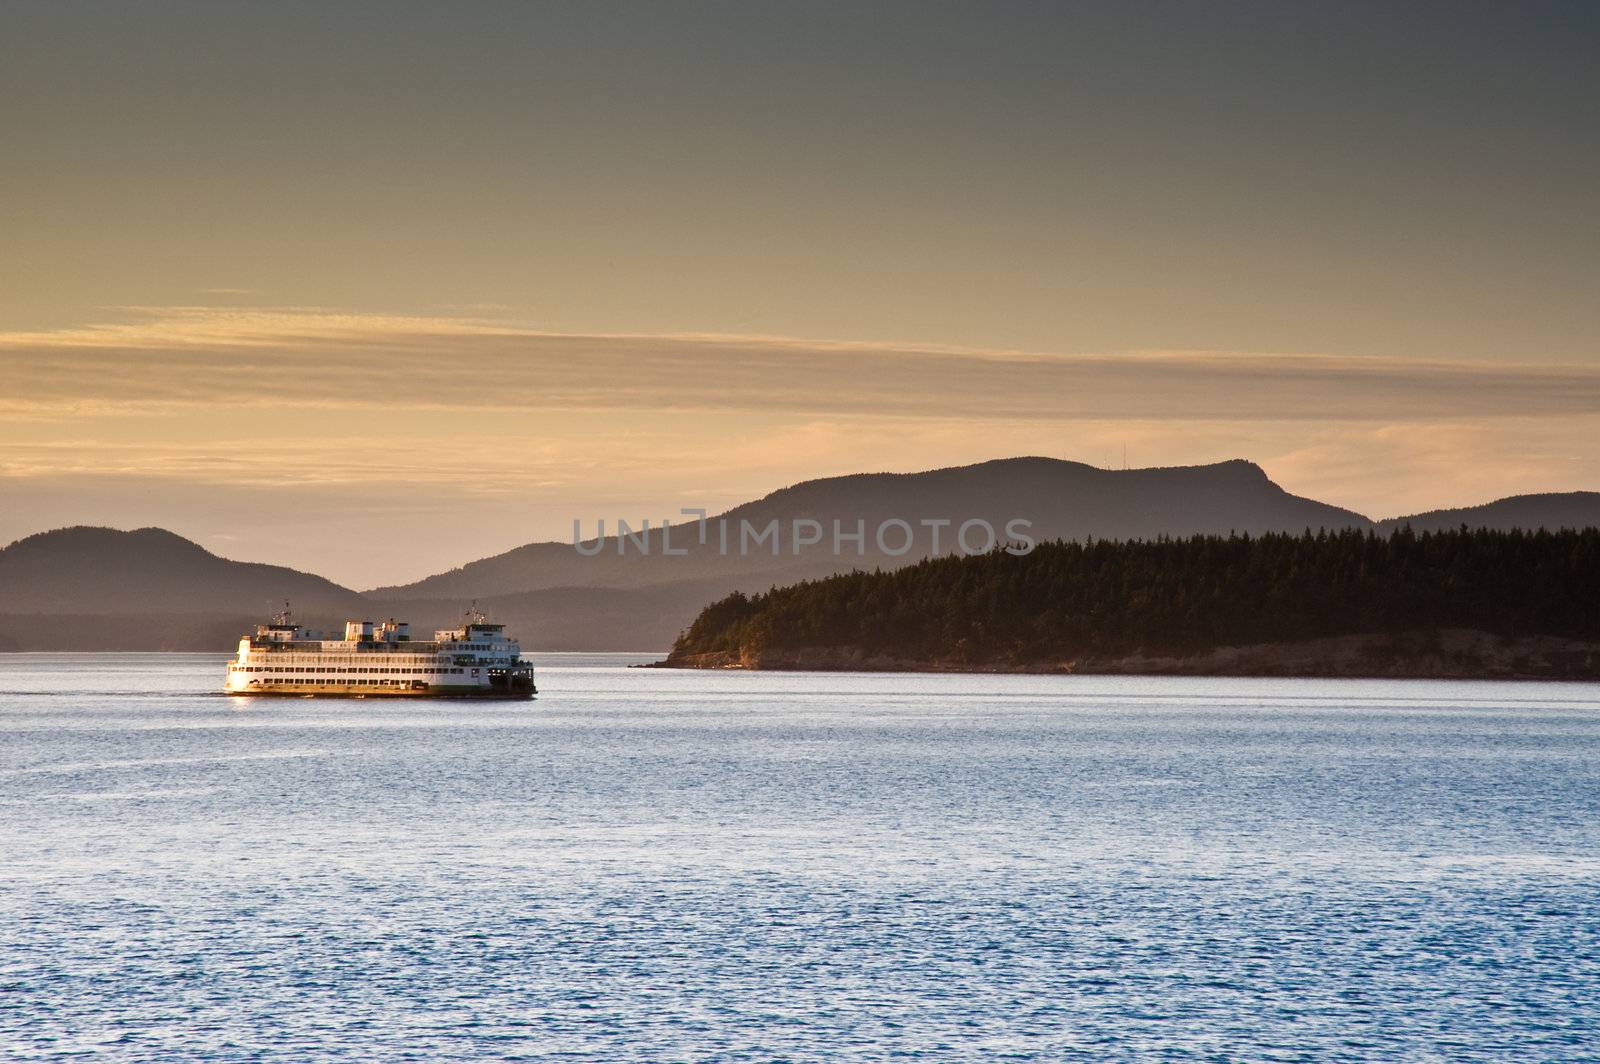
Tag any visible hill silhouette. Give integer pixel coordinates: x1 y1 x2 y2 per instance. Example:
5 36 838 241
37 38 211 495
0 526 363 615
1378 492 1600 534
2 460 1598 651
368 458 1370 600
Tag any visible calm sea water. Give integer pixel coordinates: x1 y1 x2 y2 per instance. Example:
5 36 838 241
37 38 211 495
2 654 1598 1061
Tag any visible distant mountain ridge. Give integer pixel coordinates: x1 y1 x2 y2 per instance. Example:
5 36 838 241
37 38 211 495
0 526 363 615
367 458 1369 601
2 460 1596 651
1375 492 1600 534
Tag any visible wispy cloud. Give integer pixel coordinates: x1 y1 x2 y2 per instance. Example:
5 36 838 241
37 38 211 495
4 306 1598 422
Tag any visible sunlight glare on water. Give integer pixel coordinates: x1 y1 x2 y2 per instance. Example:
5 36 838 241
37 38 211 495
2 654 1598 1060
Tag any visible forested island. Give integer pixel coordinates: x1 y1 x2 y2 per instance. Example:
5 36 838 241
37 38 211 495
659 529 1600 679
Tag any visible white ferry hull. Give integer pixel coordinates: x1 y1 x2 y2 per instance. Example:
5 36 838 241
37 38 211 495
224 613 536 700
228 682 534 699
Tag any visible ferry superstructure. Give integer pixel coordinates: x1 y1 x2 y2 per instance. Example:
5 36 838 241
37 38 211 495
225 607 536 698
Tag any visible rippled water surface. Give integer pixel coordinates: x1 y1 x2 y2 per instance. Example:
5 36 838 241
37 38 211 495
3 654 1599 1060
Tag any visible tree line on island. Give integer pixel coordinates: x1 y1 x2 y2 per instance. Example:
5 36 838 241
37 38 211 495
666 527 1600 674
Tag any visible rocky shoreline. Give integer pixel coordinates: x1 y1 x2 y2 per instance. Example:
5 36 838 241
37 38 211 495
649 629 1600 681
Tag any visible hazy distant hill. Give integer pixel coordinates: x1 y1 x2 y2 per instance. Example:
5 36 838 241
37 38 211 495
0 526 364 615
4 464 1598 653
369 458 1370 600
1378 492 1600 535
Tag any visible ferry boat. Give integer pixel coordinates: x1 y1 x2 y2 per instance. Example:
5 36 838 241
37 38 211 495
224 605 536 698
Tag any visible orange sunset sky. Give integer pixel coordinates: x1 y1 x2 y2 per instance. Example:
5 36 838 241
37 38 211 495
3 3 1596 586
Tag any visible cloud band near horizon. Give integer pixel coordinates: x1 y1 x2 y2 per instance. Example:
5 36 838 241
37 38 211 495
4 306 1598 422
2 306 1596 587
